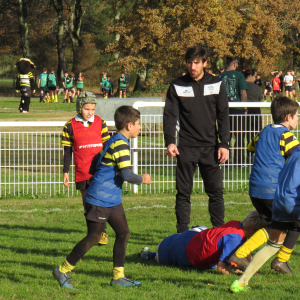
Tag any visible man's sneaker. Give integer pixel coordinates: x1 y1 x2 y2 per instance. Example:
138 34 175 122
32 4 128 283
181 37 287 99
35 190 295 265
271 257 293 274
52 267 75 289
98 232 108 245
229 280 251 293
228 253 249 270
110 277 142 287
140 247 150 259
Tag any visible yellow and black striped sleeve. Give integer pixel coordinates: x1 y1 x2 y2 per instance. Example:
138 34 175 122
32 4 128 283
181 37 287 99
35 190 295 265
247 131 261 152
101 139 131 170
61 120 74 147
280 131 300 159
101 118 110 144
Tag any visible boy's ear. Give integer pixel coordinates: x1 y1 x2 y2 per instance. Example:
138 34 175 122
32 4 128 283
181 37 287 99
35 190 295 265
125 122 132 131
285 114 291 121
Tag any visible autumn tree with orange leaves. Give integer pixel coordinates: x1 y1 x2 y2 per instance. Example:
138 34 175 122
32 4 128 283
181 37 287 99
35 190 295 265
106 0 300 87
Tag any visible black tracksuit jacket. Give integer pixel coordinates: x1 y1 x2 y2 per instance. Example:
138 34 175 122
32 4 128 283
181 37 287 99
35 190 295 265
163 72 230 150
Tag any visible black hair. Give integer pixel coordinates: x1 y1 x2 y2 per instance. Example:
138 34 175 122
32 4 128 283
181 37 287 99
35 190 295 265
185 46 207 63
225 56 238 66
243 68 257 79
114 106 140 131
271 96 299 124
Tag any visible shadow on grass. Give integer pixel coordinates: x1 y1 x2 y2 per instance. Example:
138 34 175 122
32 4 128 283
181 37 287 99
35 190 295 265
0 224 84 234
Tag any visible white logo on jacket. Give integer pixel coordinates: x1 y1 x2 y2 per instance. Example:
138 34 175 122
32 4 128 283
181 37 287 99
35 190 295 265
203 82 222 96
174 85 195 97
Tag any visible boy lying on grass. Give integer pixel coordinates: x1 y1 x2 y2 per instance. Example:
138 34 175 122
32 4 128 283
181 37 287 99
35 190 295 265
140 211 267 275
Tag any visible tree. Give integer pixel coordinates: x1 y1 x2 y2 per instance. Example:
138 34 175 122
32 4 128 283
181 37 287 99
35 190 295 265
106 0 300 86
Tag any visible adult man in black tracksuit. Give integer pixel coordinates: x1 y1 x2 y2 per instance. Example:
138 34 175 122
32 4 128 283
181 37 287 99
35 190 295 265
163 46 230 233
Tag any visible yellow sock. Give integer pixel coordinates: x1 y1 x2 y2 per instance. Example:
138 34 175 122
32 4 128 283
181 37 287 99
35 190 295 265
277 245 293 262
113 267 124 280
51 95 54 102
236 228 269 258
59 259 75 273
124 95 126 98
55 95 58 102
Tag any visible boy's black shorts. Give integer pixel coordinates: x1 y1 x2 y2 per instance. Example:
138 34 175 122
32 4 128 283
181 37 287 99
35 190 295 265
75 180 89 190
250 197 273 225
105 89 111 96
48 86 56 91
271 220 300 231
285 86 292 92
77 88 83 93
84 202 125 223
119 87 127 92
264 87 272 93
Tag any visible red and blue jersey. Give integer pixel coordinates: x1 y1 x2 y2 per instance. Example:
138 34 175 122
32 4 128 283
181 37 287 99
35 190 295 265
186 221 246 268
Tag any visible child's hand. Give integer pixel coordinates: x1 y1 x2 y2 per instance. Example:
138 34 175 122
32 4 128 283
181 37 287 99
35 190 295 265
63 173 70 187
142 174 151 184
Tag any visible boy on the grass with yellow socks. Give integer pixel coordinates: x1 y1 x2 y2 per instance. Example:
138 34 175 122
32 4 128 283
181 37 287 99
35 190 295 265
53 106 151 289
228 96 299 275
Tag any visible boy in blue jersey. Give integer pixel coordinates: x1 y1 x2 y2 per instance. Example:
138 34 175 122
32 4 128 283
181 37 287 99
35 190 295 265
230 146 300 293
229 96 299 274
140 211 267 275
53 106 151 289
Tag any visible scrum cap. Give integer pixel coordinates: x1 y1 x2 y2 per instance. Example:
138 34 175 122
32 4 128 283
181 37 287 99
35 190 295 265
76 91 97 114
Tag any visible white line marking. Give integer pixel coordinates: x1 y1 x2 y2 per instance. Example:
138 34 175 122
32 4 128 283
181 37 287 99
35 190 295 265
0 202 250 213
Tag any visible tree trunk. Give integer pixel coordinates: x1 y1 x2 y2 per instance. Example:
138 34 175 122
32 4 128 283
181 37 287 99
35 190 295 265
51 0 67 80
18 0 30 57
69 0 84 74
112 1 121 61
134 66 147 91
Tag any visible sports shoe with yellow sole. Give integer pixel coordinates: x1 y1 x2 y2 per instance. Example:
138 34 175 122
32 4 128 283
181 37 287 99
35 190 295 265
98 232 108 245
229 280 251 293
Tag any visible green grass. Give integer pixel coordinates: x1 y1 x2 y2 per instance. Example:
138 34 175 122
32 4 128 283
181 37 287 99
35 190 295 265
0 96 77 124
0 194 300 299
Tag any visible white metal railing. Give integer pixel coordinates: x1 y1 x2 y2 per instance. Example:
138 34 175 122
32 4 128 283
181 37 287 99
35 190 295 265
1 101 299 197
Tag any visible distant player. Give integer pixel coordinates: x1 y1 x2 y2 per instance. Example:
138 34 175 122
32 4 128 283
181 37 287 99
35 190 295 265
103 75 113 98
263 79 272 101
100 72 107 98
118 72 127 98
272 72 281 99
38 68 48 103
47 68 58 103
140 211 267 275
76 72 84 96
62 71 74 103
283 70 294 98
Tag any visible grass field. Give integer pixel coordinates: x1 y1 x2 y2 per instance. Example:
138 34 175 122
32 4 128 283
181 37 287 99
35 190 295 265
1 193 300 299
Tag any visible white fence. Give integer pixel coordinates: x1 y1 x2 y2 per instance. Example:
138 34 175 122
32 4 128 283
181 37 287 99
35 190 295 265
0 102 299 197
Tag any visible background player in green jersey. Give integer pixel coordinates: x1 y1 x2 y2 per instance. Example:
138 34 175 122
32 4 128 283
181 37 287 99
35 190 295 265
38 68 48 103
76 72 84 96
118 71 127 98
48 68 58 103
